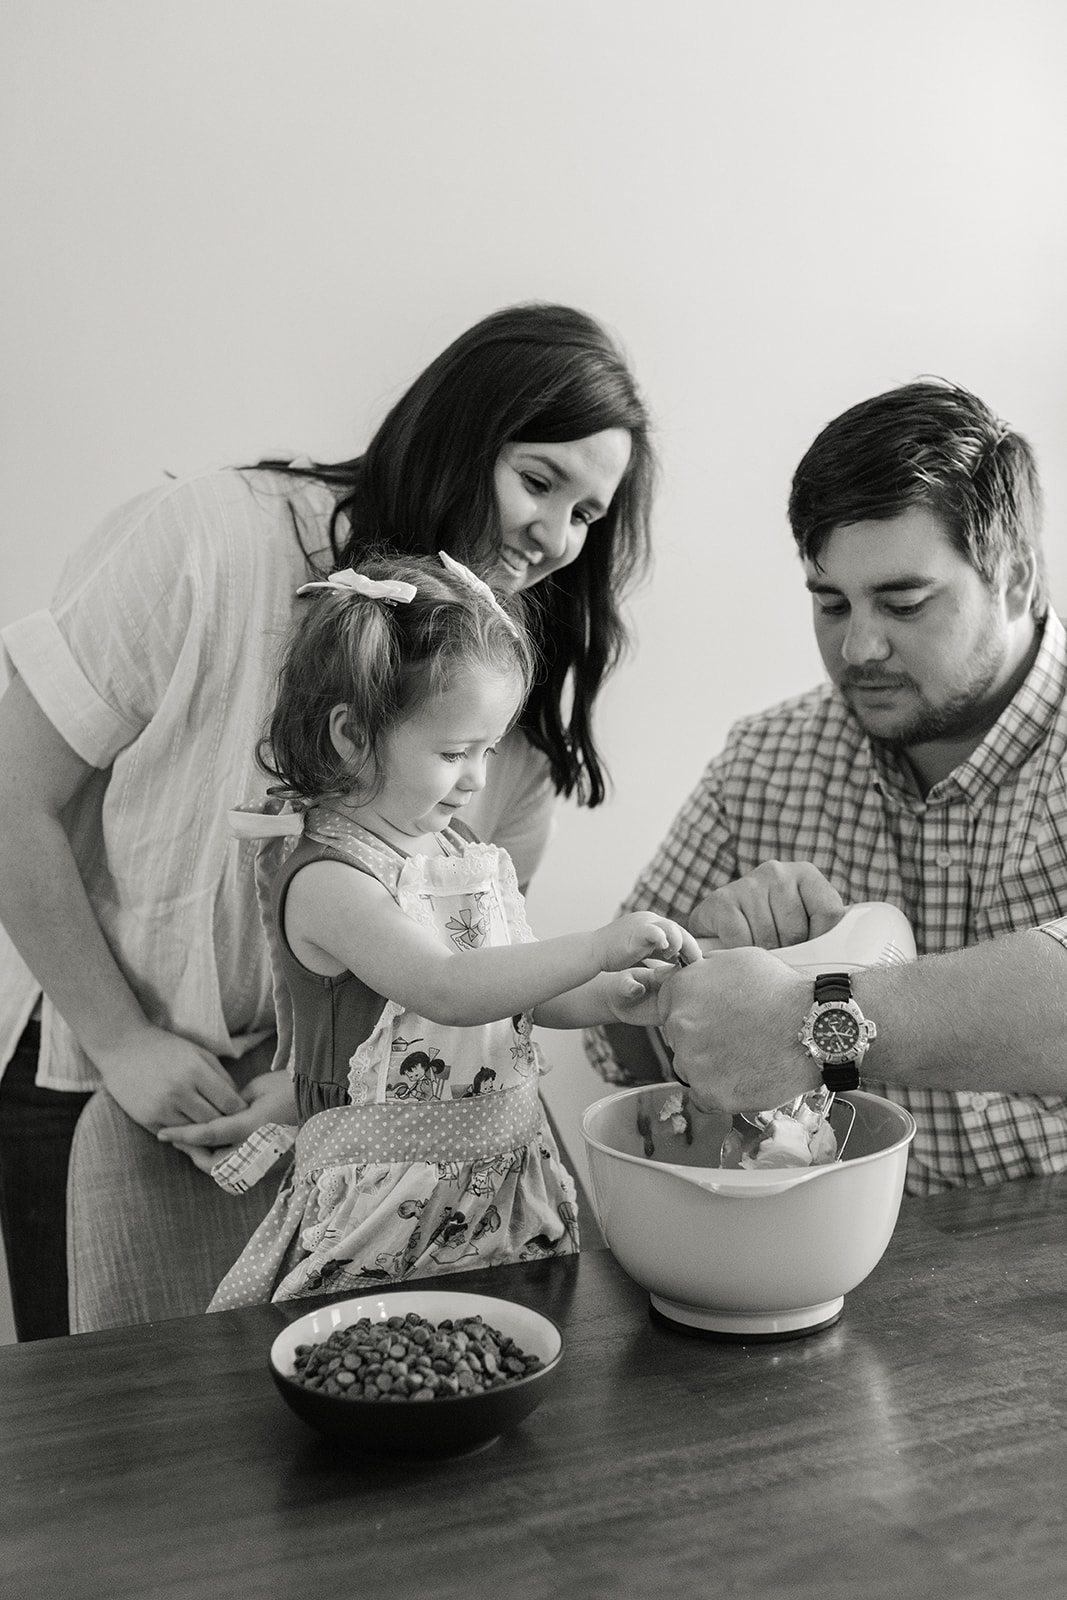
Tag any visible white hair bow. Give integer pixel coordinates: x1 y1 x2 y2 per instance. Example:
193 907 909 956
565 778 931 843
438 551 520 636
296 569 418 604
227 804 305 840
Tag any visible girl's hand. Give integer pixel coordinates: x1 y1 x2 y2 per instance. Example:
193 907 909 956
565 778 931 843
602 960 676 1025
593 911 701 973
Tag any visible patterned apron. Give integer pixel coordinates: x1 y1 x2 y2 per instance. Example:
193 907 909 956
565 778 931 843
209 818 579 1309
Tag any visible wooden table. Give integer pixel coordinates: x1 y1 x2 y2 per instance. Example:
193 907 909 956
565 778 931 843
3 1178 1066 1600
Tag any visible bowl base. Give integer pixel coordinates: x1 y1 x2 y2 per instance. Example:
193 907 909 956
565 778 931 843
648 1293 844 1343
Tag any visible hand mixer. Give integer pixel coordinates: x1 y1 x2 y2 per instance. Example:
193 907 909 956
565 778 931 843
766 899 915 977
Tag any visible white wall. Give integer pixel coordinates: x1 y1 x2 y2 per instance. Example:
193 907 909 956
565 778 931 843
2 1 1066 1319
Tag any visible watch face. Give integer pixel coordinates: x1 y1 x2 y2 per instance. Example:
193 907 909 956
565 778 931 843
810 1006 861 1059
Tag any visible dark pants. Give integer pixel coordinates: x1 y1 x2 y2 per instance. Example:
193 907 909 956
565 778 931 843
0 1024 92 1341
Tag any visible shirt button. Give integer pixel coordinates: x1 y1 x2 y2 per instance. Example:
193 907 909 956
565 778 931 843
934 850 954 868
968 1093 990 1112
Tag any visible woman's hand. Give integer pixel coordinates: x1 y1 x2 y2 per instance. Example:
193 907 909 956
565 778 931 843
691 861 845 951
593 911 702 972
157 1071 299 1174
93 1025 247 1134
0 678 254 1157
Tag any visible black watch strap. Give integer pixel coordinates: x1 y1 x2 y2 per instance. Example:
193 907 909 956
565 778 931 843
814 972 854 1004
822 1058 861 1092
814 971 861 1090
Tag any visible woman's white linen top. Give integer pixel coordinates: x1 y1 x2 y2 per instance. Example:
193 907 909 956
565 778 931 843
0 469 555 1091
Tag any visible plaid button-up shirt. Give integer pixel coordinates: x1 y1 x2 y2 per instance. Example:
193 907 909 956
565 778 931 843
591 613 1067 1195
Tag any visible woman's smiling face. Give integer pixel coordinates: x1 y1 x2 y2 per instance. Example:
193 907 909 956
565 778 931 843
489 427 632 593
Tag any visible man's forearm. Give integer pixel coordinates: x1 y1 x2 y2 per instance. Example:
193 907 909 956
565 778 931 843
661 929 1067 1113
854 929 1067 1095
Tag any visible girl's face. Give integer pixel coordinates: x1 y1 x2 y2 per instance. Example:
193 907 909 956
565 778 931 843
489 427 632 594
334 665 524 850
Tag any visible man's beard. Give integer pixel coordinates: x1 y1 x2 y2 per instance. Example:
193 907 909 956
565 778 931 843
840 641 1008 750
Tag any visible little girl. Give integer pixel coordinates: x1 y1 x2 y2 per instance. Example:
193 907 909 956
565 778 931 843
207 552 698 1309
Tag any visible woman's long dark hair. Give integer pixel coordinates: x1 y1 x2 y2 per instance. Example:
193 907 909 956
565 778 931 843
257 302 655 804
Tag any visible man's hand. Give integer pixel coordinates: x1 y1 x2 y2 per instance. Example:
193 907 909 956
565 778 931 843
658 947 817 1112
157 1070 299 1174
93 1026 247 1134
691 861 846 951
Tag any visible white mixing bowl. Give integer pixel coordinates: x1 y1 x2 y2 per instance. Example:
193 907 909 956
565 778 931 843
581 1083 915 1339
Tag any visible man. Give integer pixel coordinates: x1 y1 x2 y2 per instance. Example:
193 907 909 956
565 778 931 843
591 379 1067 1194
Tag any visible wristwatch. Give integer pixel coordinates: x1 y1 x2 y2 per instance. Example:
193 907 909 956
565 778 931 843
798 972 876 1091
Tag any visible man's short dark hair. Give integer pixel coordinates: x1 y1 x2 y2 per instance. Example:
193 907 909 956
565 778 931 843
788 379 1047 616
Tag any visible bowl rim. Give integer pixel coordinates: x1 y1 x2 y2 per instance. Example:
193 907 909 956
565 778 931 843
579 1083 917 1178
269 1288 564 1406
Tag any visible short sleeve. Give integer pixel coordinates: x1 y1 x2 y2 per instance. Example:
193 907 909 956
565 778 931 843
2 610 142 768
1 480 212 767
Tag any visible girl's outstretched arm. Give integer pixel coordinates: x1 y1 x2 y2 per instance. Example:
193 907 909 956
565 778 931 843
283 859 699 1027
531 960 685 1029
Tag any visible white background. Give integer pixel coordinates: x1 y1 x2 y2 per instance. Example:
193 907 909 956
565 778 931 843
2 1 1066 1336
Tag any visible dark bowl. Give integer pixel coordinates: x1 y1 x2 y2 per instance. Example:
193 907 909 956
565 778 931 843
269 1288 563 1460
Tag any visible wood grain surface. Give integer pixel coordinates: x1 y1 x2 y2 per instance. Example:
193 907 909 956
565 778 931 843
2 1178 1066 1600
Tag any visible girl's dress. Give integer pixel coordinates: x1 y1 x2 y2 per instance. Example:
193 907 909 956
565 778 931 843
209 809 579 1310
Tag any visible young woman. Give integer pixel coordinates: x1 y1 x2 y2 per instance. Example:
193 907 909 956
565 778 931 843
0 301 656 1336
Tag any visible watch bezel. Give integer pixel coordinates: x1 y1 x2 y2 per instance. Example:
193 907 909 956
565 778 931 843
799 996 877 1066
